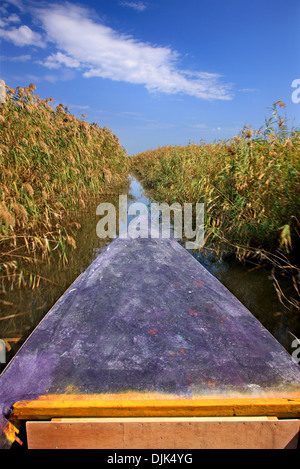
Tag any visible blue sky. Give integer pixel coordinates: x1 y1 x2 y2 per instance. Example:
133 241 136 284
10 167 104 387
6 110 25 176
1 0 299 155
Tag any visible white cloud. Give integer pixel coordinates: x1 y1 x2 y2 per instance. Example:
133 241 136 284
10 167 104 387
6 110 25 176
0 24 44 47
0 11 20 26
68 104 90 110
34 3 231 100
238 88 258 93
0 53 31 61
7 13 21 23
187 123 209 129
1 2 231 100
3 0 25 13
119 1 147 11
43 51 81 69
43 74 58 83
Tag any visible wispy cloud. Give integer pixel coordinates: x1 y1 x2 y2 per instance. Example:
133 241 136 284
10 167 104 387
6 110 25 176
3 0 26 13
238 88 258 93
6 13 21 23
68 104 90 110
0 24 45 47
0 53 31 61
119 1 147 12
38 3 232 100
117 111 156 123
1 2 232 101
186 123 209 129
0 7 22 31
43 51 81 69
43 74 58 83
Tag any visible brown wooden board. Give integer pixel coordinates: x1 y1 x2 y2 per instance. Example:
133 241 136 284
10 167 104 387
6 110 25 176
26 417 300 449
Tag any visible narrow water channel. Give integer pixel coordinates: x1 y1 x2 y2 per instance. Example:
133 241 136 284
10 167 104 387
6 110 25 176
0 174 299 366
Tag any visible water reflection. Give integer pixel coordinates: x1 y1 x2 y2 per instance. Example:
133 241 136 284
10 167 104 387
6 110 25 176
0 175 299 365
128 174 150 206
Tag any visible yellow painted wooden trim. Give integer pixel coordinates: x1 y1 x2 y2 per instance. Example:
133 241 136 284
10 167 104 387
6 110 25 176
12 396 300 420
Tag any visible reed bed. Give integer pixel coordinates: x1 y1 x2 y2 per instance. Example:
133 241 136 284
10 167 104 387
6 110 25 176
0 83 129 291
131 102 300 310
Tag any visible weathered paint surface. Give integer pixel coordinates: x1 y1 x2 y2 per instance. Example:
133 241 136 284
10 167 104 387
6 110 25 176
12 396 300 420
0 235 300 447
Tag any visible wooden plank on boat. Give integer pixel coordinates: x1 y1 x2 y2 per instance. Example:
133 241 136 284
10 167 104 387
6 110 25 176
26 417 300 449
1 235 300 448
12 397 300 419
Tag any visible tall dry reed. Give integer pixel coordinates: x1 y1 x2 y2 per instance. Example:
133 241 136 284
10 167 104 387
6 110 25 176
0 83 129 290
131 102 300 310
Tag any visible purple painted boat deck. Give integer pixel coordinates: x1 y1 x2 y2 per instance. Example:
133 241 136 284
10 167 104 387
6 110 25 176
0 235 300 448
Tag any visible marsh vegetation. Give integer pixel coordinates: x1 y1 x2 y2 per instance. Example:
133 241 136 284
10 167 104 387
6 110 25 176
130 102 300 312
0 83 129 291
